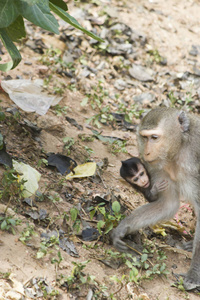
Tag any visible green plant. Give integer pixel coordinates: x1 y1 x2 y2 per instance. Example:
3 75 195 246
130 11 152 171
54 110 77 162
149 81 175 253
110 274 127 299
169 91 194 111
147 49 165 64
0 271 11 279
40 48 76 79
81 81 115 128
177 92 194 111
51 250 63 273
53 83 65 96
117 103 144 123
37 234 60 259
172 276 185 290
19 223 37 244
58 260 96 290
0 0 103 71
86 106 114 128
81 81 108 108
53 104 68 116
0 168 26 211
0 215 21 234
90 201 125 235
70 207 81 233
84 146 94 158
110 140 127 154
63 137 75 155
78 134 95 142
37 278 60 298
40 48 62 67
37 158 48 168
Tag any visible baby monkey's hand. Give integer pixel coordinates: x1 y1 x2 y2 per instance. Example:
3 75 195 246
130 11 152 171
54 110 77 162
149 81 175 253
151 180 168 195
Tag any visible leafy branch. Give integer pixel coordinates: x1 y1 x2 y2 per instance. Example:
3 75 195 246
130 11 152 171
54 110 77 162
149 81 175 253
0 0 103 71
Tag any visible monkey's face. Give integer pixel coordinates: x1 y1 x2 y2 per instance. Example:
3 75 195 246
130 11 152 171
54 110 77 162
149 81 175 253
128 165 150 188
137 108 187 164
138 127 164 163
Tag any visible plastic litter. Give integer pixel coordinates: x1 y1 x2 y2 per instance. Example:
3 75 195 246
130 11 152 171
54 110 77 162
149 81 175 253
13 160 41 197
1 79 62 115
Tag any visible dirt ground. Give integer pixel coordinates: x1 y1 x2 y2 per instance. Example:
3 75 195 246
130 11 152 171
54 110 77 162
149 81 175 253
0 0 200 299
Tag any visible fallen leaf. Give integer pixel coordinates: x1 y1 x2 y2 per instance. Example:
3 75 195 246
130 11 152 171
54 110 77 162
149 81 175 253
66 162 96 179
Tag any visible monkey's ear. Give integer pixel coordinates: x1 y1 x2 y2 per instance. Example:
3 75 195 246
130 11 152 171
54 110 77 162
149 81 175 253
178 111 190 132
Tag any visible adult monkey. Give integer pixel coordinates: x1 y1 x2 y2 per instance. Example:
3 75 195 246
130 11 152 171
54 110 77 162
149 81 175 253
112 107 200 290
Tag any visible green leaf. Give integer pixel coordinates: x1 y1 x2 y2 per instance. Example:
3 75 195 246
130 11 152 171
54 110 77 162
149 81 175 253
89 209 96 220
0 133 4 150
70 207 78 221
6 15 26 42
21 0 41 4
50 0 68 11
81 97 88 107
144 262 149 269
0 0 19 28
97 220 105 234
141 253 148 263
98 206 106 216
1 220 7 230
0 28 21 70
19 0 59 34
129 267 138 279
36 250 45 259
8 218 16 226
112 201 121 214
104 222 113 234
49 2 104 42
0 112 5 121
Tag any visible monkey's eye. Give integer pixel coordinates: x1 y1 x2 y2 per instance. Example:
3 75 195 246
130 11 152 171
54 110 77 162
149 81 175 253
151 135 159 140
139 172 144 176
133 177 138 182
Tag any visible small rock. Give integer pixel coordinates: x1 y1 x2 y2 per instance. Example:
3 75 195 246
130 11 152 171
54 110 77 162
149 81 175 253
114 79 127 90
129 64 155 82
189 45 199 56
133 92 156 103
24 61 32 65
38 65 49 74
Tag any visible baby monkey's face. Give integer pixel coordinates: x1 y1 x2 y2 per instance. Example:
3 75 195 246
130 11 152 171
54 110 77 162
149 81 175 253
129 164 150 188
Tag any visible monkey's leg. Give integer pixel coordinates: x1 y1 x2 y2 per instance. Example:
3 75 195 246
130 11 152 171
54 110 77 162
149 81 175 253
183 210 200 290
112 195 180 252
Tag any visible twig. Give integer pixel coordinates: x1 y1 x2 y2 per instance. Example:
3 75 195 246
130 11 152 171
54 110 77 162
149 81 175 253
125 243 153 266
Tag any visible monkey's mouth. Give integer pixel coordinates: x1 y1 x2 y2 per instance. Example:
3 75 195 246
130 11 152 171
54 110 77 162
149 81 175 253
143 182 150 188
146 159 158 164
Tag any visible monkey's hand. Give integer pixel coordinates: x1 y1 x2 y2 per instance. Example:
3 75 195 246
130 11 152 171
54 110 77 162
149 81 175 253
112 225 130 252
151 180 169 195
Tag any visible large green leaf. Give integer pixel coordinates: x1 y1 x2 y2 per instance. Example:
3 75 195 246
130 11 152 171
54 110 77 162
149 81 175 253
19 0 59 34
20 0 41 3
6 15 26 42
0 29 21 71
49 2 104 42
49 0 68 11
0 0 19 28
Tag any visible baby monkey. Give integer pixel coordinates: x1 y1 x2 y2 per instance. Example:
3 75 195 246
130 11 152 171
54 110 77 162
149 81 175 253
120 157 168 202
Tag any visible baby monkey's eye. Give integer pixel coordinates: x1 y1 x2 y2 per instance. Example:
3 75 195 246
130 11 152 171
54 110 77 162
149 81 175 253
133 177 138 182
140 172 144 176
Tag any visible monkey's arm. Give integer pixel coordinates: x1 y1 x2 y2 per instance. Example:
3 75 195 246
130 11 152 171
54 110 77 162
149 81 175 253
112 193 179 251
